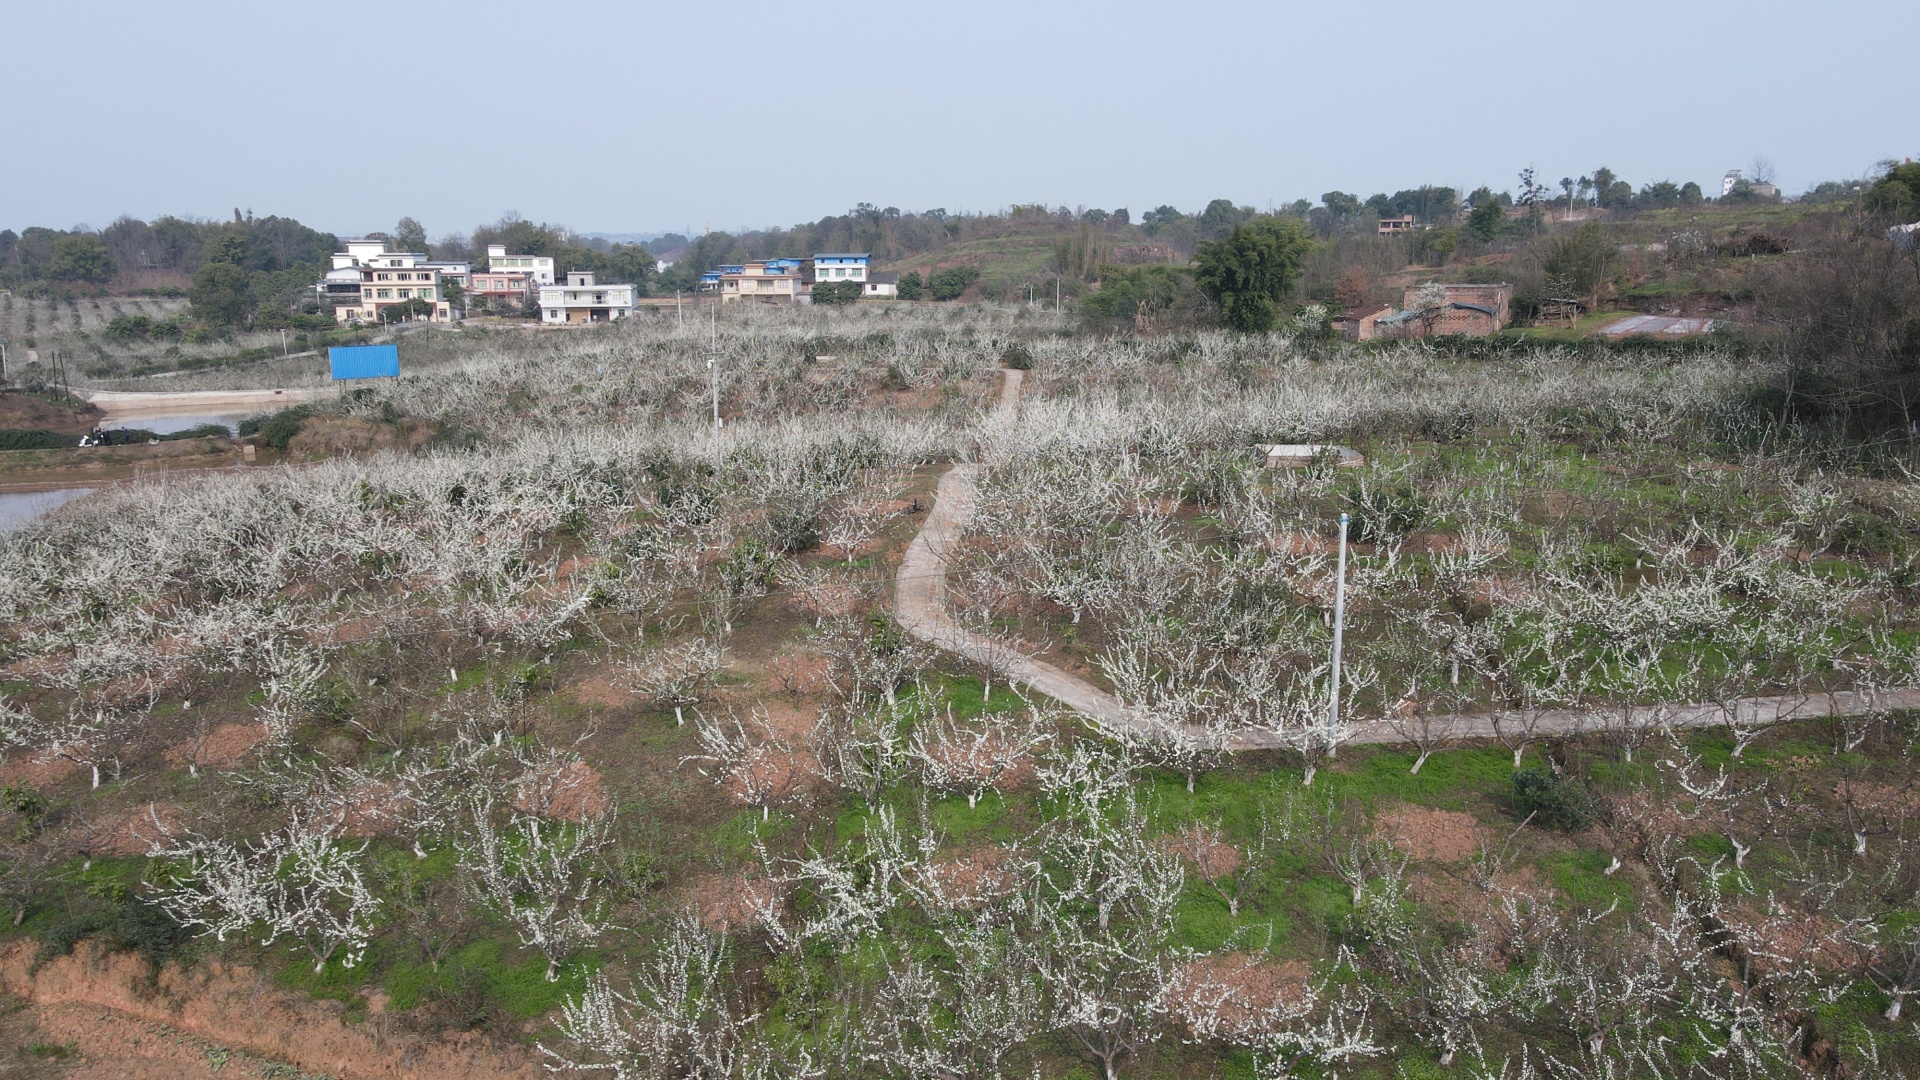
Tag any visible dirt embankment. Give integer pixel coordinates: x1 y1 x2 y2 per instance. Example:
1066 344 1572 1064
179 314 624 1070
0 941 543 1080
0 392 102 434
0 437 243 489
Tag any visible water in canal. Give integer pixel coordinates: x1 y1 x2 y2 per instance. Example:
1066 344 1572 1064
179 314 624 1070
0 488 97 534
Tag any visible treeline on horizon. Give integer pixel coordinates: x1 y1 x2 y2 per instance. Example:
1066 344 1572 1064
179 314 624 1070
0 161 1899 324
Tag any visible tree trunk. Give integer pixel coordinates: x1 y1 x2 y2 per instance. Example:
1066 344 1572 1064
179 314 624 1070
1410 750 1430 775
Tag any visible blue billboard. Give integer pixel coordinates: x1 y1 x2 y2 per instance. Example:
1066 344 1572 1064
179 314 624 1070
329 344 400 380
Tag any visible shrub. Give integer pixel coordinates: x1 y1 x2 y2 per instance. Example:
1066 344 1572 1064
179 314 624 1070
812 280 863 306
1002 343 1034 370
1080 264 1201 327
896 271 924 301
0 428 71 451
1510 767 1598 831
929 265 981 301
240 405 315 451
104 314 156 341
1343 482 1426 542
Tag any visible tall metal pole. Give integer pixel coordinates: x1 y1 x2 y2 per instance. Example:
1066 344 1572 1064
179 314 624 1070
709 302 720 429
1327 512 1351 757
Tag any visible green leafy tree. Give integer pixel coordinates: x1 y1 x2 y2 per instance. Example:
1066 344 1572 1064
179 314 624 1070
1080 264 1198 326
589 244 656 295
1140 205 1186 235
189 244 253 328
47 234 115 284
1196 198 1251 241
1466 198 1507 242
380 297 436 322
391 217 428 253
896 271 923 301
1639 180 1684 208
1867 162 1920 220
1590 166 1617 205
1192 215 1312 332
1544 221 1613 310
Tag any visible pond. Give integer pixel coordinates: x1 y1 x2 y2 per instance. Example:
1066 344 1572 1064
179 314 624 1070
0 487 98 535
101 412 252 436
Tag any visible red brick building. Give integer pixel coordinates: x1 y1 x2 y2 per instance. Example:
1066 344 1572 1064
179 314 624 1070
1379 283 1513 338
1333 302 1392 342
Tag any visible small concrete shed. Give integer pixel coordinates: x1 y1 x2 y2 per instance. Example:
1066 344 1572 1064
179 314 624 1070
1262 444 1366 469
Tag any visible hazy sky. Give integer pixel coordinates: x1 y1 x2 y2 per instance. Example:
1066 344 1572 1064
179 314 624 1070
5 1 1915 240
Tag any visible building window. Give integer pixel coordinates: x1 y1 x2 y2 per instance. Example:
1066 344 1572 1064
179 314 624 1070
396 289 411 299
377 289 392 299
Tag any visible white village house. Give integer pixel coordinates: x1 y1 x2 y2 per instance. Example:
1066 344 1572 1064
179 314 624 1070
486 244 556 285
540 271 636 324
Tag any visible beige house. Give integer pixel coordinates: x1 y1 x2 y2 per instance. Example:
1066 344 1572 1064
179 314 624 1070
335 258 452 324
720 261 805 303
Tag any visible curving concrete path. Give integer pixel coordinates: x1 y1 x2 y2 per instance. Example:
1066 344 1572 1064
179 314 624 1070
895 370 1137 734
893 370 1920 753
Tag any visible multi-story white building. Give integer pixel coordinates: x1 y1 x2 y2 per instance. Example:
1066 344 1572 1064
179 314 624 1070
810 253 870 283
540 271 636 323
423 260 470 289
331 239 390 270
321 242 454 323
487 244 556 285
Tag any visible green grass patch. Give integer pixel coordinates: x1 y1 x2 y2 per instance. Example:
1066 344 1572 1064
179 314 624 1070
1540 848 1636 914
898 673 1032 720
713 807 795 858
383 937 591 1019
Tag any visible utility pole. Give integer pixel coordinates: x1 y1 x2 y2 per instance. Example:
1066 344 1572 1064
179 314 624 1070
677 290 682 327
1327 512 1351 757
280 328 289 358
709 301 720 429
1055 277 1061 312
